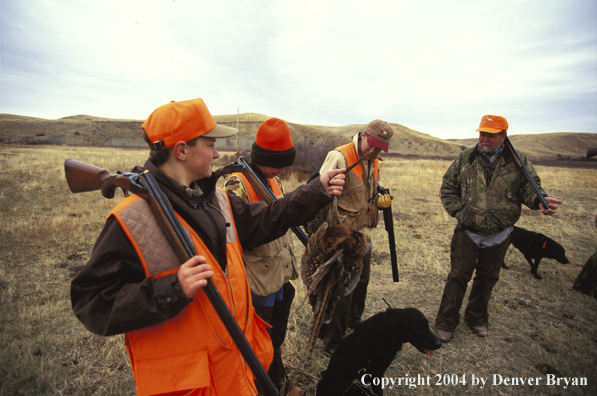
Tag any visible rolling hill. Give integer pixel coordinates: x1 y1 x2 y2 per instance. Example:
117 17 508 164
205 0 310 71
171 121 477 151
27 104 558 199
1 113 596 162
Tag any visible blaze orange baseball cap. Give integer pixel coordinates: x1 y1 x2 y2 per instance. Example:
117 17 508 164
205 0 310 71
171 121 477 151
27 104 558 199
142 98 238 149
364 119 393 152
476 115 509 133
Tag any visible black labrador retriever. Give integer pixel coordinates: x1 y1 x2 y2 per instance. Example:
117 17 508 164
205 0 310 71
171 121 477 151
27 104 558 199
316 307 442 396
505 226 570 279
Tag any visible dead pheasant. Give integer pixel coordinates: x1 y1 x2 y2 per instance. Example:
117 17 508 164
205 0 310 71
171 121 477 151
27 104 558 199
299 194 369 369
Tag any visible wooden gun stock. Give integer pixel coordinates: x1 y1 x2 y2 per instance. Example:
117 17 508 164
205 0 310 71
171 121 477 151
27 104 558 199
213 158 281 205
236 157 277 205
213 161 245 179
64 159 138 198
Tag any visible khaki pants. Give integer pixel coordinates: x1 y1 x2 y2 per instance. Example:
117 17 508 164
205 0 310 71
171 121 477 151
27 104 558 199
435 227 511 332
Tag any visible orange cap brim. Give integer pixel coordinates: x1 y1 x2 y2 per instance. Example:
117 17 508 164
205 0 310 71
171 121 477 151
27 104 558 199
476 127 503 133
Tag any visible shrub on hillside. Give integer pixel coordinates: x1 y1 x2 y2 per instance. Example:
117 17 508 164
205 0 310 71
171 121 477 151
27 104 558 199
291 141 334 175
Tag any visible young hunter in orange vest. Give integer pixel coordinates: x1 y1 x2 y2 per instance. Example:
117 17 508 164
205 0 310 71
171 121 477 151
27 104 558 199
70 98 346 396
224 118 303 396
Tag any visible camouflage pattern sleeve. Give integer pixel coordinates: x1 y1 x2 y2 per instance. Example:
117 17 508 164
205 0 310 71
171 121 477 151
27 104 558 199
573 248 597 297
519 153 546 210
440 154 464 217
274 176 285 195
223 175 250 203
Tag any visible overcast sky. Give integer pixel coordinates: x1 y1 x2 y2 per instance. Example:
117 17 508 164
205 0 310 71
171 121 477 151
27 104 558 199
1 0 595 139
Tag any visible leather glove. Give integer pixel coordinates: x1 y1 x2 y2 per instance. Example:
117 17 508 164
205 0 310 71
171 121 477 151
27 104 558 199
377 194 393 209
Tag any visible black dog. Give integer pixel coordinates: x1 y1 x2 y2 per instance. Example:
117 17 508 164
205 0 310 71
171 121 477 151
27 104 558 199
505 226 569 279
316 308 442 396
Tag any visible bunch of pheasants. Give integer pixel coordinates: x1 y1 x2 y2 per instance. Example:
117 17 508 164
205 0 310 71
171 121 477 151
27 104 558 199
299 196 368 368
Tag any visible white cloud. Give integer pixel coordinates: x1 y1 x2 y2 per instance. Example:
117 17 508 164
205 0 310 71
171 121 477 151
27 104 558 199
0 0 595 139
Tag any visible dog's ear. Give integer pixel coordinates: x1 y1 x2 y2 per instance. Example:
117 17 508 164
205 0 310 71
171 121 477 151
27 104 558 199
397 309 443 352
378 309 406 340
546 240 570 264
380 308 426 339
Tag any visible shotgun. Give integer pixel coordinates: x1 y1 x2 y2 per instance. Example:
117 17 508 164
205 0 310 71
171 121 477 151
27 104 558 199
503 138 550 211
377 185 399 282
64 159 278 396
216 156 311 246
64 159 145 198
64 159 243 198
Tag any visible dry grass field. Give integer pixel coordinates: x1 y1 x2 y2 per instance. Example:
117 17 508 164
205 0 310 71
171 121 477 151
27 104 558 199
1 146 596 396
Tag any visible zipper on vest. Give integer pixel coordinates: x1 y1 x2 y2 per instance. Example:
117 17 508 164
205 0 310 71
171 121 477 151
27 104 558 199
200 200 237 317
201 200 226 272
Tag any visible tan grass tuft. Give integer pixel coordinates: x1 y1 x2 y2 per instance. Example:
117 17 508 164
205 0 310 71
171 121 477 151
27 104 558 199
1 146 595 395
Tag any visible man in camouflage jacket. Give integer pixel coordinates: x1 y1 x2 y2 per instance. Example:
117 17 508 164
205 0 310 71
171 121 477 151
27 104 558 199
435 115 561 343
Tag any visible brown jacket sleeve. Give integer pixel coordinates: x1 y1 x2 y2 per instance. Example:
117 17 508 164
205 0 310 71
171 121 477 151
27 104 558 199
229 175 330 249
70 216 192 336
71 175 331 336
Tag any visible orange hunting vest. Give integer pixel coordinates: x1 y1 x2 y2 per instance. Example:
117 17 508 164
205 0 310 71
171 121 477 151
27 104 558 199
233 172 283 202
336 142 380 230
109 189 273 396
228 173 298 296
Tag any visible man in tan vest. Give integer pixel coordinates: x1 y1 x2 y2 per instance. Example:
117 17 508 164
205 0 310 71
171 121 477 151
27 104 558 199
224 118 302 396
318 119 394 354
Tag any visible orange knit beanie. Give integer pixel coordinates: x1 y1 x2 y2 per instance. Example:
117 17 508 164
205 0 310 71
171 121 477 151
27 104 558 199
251 118 296 168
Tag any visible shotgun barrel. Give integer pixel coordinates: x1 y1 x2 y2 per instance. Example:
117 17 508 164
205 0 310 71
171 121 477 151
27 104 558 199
64 159 278 396
504 138 550 210
377 185 399 282
138 170 278 396
225 156 311 246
